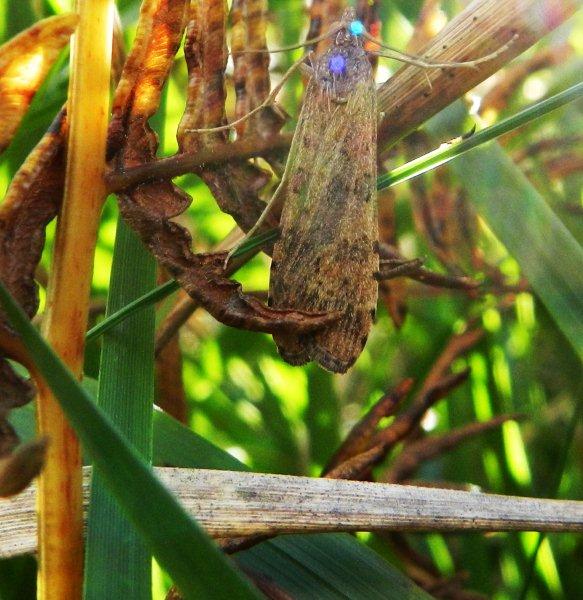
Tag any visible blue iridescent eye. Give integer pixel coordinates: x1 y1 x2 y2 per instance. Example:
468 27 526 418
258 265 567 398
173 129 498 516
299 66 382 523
349 20 365 37
328 54 347 75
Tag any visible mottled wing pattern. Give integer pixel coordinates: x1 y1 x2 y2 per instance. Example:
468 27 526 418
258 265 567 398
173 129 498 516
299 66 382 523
269 46 378 373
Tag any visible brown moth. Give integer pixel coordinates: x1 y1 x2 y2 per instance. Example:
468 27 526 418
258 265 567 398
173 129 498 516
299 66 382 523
204 9 514 374
267 9 378 374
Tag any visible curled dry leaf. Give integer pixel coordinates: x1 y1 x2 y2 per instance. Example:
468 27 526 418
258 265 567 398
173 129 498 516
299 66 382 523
0 14 77 154
176 0 274 235
112 0 336 335
0 109 68 452
231 0 286 139
0 437 48 498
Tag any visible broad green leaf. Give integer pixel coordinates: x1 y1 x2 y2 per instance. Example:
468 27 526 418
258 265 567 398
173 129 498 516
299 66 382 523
237 533 432 600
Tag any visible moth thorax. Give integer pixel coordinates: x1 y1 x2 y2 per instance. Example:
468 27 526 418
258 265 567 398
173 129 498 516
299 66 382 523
314 43 372 100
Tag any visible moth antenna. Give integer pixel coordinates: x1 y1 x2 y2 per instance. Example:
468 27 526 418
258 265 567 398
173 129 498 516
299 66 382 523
185 54 310 134
366 31 518 70
423 71 433 91
232 23 343 55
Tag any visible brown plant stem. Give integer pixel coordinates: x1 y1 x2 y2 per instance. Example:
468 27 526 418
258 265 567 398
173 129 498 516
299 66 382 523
36 0 113 598
106 132 292 192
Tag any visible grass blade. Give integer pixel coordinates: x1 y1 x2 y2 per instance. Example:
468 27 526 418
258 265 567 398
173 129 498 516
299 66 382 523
427 102 583 359
378 81 583 190
84 219 156 599
85 280 179 342
0 279 261 600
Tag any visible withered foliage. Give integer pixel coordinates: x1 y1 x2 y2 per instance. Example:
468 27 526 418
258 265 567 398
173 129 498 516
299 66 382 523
112 0 336 336
0 14 77 153
176 0 273 234
0 13 72 458
0 111 68 458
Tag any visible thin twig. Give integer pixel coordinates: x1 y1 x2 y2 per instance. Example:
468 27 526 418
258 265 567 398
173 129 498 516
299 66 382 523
106 133 292 192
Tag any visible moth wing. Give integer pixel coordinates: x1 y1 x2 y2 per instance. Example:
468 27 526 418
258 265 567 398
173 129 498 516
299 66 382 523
269 77 378 373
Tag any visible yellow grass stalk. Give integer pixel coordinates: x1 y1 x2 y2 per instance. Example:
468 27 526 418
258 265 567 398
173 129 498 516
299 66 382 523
36 1 114 598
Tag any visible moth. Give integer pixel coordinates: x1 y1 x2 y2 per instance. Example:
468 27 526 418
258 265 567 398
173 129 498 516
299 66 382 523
194 9 515 374
267 14 378 373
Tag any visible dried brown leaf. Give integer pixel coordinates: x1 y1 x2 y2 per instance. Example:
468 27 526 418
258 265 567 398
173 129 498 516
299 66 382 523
0 109 67 323
0 437 47 497
324 378 413 473
385 414 521 483
0 109 67 452
112 0 335 336
0 14 77 153
176 0 271 234
231 0 285 138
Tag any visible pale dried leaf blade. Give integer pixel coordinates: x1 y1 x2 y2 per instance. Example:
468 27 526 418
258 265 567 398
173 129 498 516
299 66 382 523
2 467 582 556
0 14 78 153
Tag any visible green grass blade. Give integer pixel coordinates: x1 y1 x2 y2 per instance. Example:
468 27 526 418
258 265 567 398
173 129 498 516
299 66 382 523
9 399 436 598
427 102 583 359
230 228 280 258
153 409 245 471
152 410 431 599
85 279 179 342
237 533 432 600
84 219 156 599
378 81 583 190
0 280 261 600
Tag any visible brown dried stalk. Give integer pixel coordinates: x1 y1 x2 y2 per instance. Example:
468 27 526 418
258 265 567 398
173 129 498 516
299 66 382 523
36 0 114 596
385 414 522 483
323 379 413 473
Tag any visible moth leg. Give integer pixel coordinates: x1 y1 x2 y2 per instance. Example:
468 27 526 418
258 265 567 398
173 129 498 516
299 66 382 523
224 178 288 266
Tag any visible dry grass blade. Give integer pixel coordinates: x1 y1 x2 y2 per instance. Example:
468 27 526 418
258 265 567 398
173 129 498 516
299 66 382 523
2 467 583 558
377 0 580 147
